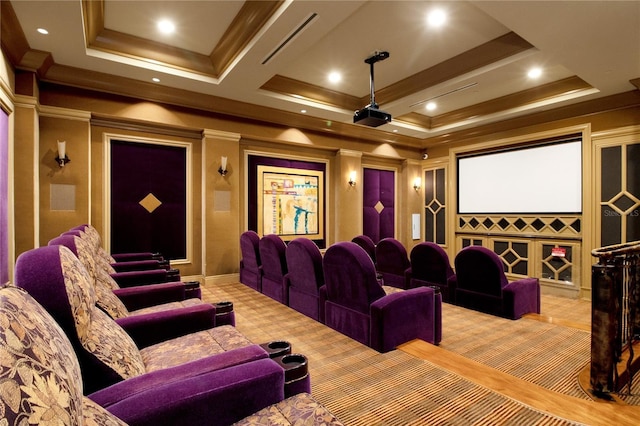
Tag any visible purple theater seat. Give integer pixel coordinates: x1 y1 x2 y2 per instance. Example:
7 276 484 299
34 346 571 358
351 234 377 264
70 224 171 271
454 246 541 320
408 242 457 303
259 234 289 304
13 245 302 395
65 228 184 289
0 285 336 426
323 242 442 352
285 238 326 322
375 237 411 289
240 230 263 291
49 233 235 327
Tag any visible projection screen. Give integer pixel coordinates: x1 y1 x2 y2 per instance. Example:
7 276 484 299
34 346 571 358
457 139 582 214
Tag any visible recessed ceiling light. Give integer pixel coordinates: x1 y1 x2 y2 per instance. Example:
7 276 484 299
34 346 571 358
427 9 447 28
37 28 49 35
157 19 175 34
426 102 437 111
152 77 160 83
328 71 342 84
528 67 542 79
393 129 398 133
300 109 307 114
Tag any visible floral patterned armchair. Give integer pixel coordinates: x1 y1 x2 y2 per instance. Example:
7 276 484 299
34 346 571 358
0 285 341 426
66 225 183 288
49 233 234 327
14 245 293 396
70 224 171 270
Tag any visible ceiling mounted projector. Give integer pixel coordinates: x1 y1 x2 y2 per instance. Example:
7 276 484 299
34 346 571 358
353 51 391 127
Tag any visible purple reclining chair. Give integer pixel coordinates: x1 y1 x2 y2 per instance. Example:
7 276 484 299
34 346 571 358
240 230 263 291
351 234 377 264
285 238 326 322
71 224 171 272
49 234 234 327
67 226 182 287
375 237 411 289
454 246 540 320
323 242 442 352
0 285 340 426
13 245 309 397
259 234 289 304
408 242 457 303
62 231 200 299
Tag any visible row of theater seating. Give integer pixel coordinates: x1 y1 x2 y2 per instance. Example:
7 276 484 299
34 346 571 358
353 234 541 320
3 225 343 426
239 231 443 352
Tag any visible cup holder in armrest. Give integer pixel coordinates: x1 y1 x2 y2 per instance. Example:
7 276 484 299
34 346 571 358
183 281 200 290
274 353 308 384
166 269 181 280
260 340 291 359
214 301 234 315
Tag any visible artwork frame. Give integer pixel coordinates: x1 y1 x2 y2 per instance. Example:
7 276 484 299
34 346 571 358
257 165 324 241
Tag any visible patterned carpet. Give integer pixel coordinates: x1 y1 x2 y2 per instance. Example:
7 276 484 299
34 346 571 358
439 303 591 399
201 281 603 425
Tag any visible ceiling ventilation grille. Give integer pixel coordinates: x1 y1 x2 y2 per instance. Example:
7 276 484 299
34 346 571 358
262 12 318 65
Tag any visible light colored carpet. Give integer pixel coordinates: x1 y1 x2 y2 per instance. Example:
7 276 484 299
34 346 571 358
202 282 599 425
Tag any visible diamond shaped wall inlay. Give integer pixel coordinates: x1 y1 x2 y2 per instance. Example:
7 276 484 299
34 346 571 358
374 201 385 214
139 193 162 213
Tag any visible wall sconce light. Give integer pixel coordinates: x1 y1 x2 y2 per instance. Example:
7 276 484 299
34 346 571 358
218 156 228 176
55 140 70 167
348 170 357 187
413 177 422 191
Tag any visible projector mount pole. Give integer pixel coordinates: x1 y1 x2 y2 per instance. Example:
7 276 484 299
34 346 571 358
364 51 389 109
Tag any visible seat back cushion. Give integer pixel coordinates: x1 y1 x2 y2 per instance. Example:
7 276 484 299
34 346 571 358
454 246 507 297
285 238 324 293
323 242 385 314
15 246 146 383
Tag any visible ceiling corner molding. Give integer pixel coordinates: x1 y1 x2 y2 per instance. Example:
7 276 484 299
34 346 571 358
1 0 31 67
80 0 283 82
211 1 284 74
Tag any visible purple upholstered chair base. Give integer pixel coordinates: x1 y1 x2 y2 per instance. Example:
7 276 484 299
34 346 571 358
323 242 442 352
454 246 540 320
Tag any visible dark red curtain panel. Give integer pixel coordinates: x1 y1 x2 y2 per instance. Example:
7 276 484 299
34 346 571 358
0 110 8 284
110 140 187 260
363 168 395 243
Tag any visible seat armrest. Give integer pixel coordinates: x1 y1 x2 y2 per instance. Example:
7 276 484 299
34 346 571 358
370 287 439 352
90 345 270 406
113 282 187 310
112 252 159 262
503 277 540 319
111 269 180 287
116 304 215 348
91 357 284 426
110 260 165 272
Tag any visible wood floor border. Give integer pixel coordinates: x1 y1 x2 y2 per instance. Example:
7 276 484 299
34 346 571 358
398 339 640 426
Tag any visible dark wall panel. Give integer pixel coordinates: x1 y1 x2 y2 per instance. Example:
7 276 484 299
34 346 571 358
110 140 187 259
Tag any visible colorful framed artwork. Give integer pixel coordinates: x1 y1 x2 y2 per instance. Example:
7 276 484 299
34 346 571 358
257 165 324 241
